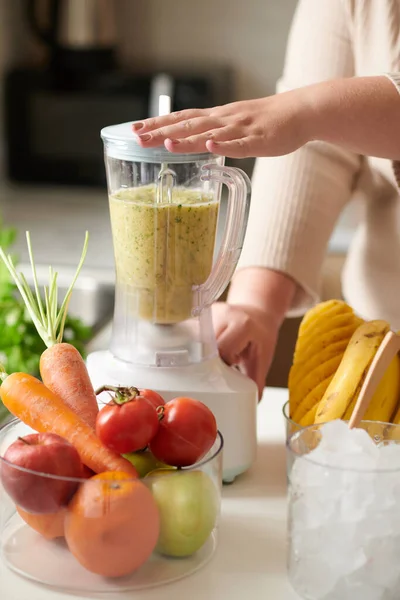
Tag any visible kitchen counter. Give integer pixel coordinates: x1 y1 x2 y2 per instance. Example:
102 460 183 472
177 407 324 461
0 182 115 281
0 387 301 600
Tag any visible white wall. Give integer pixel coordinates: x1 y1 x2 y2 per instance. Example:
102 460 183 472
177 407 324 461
116 0 297 100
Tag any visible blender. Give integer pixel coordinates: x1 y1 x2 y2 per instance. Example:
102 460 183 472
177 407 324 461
86 120 258 483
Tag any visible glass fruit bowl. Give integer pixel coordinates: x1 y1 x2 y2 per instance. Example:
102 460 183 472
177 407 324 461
0 418 223 593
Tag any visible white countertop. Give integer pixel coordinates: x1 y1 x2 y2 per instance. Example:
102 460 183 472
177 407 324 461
0 387 301 600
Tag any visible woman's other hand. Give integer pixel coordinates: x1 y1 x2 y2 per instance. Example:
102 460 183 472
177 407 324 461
213 267 297 398
212 302 281 399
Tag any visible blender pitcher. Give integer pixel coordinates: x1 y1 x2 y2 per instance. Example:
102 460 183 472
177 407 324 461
102 121 250 367
87 121 258 484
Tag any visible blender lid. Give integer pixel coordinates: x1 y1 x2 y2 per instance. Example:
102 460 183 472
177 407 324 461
101 121 213 163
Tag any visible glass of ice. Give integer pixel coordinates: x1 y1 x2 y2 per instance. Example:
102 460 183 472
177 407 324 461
287 419 400 600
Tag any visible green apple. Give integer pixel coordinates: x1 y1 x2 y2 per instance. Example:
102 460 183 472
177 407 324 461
122 450 174 478
147 469 219 558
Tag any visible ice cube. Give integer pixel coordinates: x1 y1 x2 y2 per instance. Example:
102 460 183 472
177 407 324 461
290 490 338 533
364 535 400 589
310 420 379 470
348 427 380 459
317 420 357 454
322 577 385 600
321 522 367 576
377 441 400 470
290 454 328 489
342 452 378 471
291 526 325 556
337 471 375 523
289 553 339 598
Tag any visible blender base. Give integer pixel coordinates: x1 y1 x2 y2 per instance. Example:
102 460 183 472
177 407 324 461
86 351 258 483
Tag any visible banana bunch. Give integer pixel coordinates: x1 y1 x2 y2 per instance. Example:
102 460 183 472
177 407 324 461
289 300 364 425
288 301 400 427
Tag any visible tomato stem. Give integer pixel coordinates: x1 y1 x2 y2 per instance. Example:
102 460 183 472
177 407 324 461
156 405 165 421
95 385 140 405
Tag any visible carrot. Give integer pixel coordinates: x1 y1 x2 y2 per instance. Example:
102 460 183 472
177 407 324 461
0 231 98 429
0 372 137 477
40 343 98 429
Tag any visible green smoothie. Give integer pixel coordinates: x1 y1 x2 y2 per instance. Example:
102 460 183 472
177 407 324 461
109 185 219 323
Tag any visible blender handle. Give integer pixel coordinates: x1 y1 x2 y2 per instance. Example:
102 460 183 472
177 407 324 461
198 164 252 308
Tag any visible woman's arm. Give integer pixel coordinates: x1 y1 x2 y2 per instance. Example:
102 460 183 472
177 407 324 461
226 0 365 317
303 75 400 160
133 75 400 161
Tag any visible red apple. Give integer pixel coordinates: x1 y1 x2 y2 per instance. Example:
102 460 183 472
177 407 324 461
1 433 83 514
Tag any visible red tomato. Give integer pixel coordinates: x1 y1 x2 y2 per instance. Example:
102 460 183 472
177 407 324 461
149 397 217 467
96 395 160 454
139 389 165 410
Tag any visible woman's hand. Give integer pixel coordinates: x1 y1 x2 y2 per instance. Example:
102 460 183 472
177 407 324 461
133 76 400 161
132 91 310 158
212 302 280 399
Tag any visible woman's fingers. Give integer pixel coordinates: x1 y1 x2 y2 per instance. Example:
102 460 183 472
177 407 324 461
132 109 209 134
206 136 260 158
135 117 223 148
164 126 243 154
217 323 249 366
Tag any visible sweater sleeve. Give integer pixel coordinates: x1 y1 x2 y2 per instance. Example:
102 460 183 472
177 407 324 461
385 73 400 188
237 0 363 315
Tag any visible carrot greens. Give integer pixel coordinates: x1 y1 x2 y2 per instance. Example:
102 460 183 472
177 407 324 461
0 231 89 349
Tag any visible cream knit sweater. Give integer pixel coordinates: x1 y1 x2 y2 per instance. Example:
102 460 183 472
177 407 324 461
238 0 400 328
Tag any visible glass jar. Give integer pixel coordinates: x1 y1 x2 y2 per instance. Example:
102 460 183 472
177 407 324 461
287 421 400 600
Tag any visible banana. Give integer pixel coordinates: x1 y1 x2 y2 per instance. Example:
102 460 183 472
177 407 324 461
289 353 344 420
294 312 360 362
289 322 362 419
314 320 390 423
298 402 320 427
292 319 363 370
289 338 348 391
296 300 353 340
292 375 336 424
343 354 400 423
391 398 400 425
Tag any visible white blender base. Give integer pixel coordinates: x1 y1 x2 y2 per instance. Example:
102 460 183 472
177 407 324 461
86 351 258 483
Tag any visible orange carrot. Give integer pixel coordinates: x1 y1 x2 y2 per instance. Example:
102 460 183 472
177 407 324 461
40 343 98 429
0 231 99 429
0 373 138 478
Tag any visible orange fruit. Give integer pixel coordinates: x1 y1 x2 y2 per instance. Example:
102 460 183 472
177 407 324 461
64 471 160 578
17 506 66 540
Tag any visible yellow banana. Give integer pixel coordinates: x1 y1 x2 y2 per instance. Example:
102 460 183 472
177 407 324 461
293 320 363 369
292 375 336 424
343 354 400 423
314 320 390 424
298 402 320 427
296 300 353 340
289 338 348 391
294 313 360 361
289 353 344 419
289 321 362 418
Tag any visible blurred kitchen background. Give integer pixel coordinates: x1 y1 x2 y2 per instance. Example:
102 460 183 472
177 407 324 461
0 0 361 387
